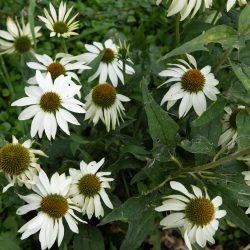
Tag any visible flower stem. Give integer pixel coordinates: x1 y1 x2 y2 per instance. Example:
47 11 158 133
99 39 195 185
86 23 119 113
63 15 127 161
0 56 14 99
175 14 181 48
62 39 68 53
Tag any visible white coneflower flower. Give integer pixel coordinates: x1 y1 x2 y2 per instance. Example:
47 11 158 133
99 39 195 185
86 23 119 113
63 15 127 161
78 39 135 87
155 181 226 250
39 1 79 38
156 0 213 21
11 71 85 140
242 171 250 214
227 0 248 11
69 158 114 219
17 170 86 250
218 106 247 149
27 53 90 84
0 17 41 54
85 83 130 132
159 54 220 118
0 136 46 192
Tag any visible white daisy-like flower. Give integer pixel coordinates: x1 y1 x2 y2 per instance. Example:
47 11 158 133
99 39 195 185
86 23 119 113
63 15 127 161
159 54 220 118
242 171 250 214
69 158 114 219
155 181 227 250
156 0 213 21
218 106 247 149
78 39 135 87
27 53 90 84
0 17 41 54
85 83 130 132
0 135 46 193
227 0 248 11
11 71 86 140
17 170 86 250
38 1 79 38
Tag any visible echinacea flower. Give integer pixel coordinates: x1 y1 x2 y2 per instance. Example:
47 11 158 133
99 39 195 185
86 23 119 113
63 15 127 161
85 83 130 131
39 1 79 38
159 54 220 118
12 71 85 140
227 0 247 11
156 0 213 21
17 170 86 250
27 53 90 84
0 17 41 54
218 106 247 150
78 39 135 87
69 158 114 219
155 181 226 250
0 136 46 192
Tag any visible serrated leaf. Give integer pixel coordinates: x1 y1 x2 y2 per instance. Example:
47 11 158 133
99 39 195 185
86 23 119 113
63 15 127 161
141 79 180 162
73 224 104 250
209 182 250 235
160 25 238 60
230 60 250 91
191 98 225 127
99 193 156 225
180 136 215 155
120 210 155 250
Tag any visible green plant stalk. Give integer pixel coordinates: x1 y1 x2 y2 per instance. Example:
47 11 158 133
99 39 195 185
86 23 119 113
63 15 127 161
0 56 14 98
175 14 181 48
148 146 250 194
62 39 68 53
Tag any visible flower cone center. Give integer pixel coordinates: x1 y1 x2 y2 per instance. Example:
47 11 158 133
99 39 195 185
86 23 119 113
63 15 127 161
102 48 115 63
14 36 32 53
92 83 116 108
47 62 66 80
0 144 30 175
186 198 215 226
78 174 101 197
53 21 68 34
41 194 68 218
40 91 61 113
181 69 205 93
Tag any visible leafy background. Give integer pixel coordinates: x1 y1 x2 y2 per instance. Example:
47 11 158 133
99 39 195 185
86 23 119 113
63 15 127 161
0 0 250 249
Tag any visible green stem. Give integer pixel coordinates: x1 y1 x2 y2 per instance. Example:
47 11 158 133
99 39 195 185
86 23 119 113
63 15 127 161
211 9 220 25
122 172 130 198
213 48 233 74
0 56 14 99
62 39 68 53
175 14 181 48
148 146 250 194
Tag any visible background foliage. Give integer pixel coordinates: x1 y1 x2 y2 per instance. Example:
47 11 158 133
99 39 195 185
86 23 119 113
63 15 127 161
0 0 250 249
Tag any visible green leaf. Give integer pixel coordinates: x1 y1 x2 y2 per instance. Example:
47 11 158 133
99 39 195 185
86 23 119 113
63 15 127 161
120 210 155 250
180 136 215 155
237 112 250 149
238 5 250 33
0 232 22 250
160 25 238 60
99 194 156 250
230 60 250 91
73 224 105 250
191 98 226 127
99 193 156 225
209 182 250 235
141 79 180 162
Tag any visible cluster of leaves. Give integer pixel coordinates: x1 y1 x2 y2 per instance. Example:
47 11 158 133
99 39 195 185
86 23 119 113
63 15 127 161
0 0 250 249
